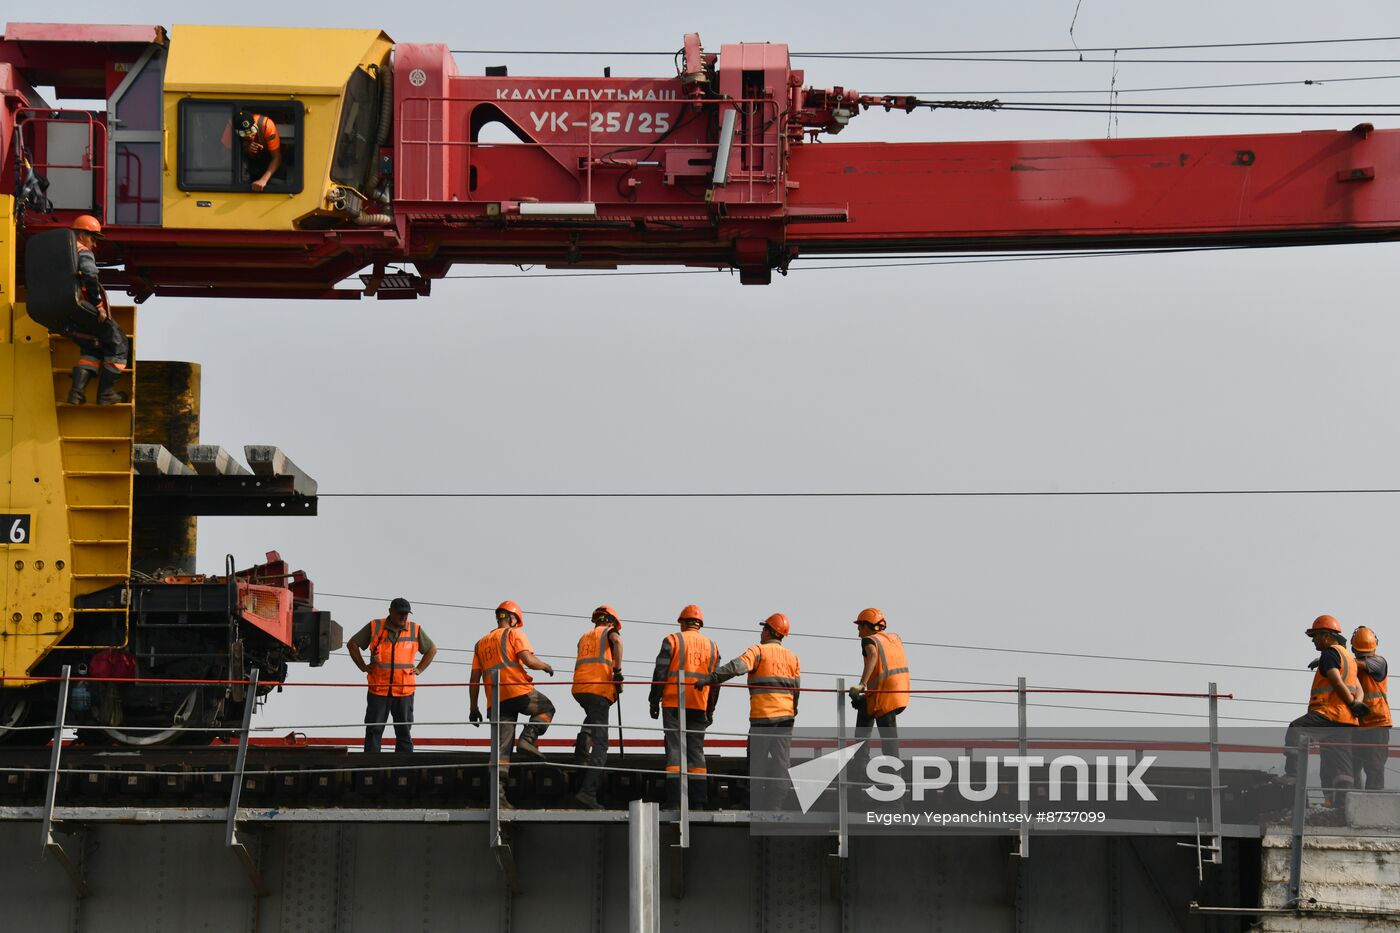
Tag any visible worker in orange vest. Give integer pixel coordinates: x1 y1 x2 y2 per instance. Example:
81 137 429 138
1350 626 1391 790
848 608 909 763
63 215 128 406
347 597 437 753
648 604 719 809
1284 615 1368 801
571 605 624 809
696 612 800 809
221 110 283 191
469 600 556 809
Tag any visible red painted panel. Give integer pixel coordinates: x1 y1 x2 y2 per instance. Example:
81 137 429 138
787 129 1400 252
3 22 165 45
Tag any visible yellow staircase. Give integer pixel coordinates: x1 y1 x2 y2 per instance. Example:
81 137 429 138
49 308 136 646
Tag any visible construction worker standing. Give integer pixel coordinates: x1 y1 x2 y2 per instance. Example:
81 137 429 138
1283 615 1368 801
571 605 624 809
469 601 556 809
649 605 719 809
696 613 800 809
347 597 437 753
848 608 909 762
1350 626 1391 790
63 215 129 406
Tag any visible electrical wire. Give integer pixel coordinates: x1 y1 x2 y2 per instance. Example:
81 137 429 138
873 75 1400 95
318 488 1400 498
314 592 1308 674
449 35 1400 57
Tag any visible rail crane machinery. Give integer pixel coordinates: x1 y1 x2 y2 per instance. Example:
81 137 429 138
4 22 1400 744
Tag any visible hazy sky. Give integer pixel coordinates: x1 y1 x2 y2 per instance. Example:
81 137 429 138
35 1 1400 757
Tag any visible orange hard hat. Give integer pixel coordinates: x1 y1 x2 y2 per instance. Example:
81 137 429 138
1352 626 1379 652
1306 614 1342 635
854 608 886 630
678 604 704 626
496 600 524 626
762 613 790 637
71 214 103 237
593 605 621 631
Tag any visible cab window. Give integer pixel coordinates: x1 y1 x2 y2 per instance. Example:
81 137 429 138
177 99 303 193
331 68 380 189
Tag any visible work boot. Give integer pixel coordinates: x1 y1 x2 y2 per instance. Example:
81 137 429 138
496 785 514 810
67 367 93 404
516 734 544 760
575 790 603 810
96 367 122 405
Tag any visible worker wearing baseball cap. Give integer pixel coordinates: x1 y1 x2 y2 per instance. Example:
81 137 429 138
1350 626 1390 790
469 601 556 810
63 215 129 406
649 604 720 810
1282 615 1367 802
347 597 437 753
848 608 910 763
571 605 624 809
695 613 801 809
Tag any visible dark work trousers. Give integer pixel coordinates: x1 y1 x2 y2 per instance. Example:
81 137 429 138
662 707 709 808
493 689 556 775
1353 726 1391 790
748 720 795 810
364 691 414 753
856 706 904 764
1283 711 1355 793
574 693 612 796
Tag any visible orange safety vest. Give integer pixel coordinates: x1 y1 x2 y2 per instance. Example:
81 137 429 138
743 642 801 724
366 619 420 697
473 626 534 707
1357 658 1391 728
866 631 910 718
661 629 719 710
573 624 620 702
1308 644 1362 725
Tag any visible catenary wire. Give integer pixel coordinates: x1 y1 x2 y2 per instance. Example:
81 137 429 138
318 488 1400 498
315 592 1307 674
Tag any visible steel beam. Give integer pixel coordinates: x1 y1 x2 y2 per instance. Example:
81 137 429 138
1287 736 1311 908
675 667 689 850
1016 676 1029 859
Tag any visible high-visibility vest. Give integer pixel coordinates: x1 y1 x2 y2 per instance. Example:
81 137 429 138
367 619 420 697
1308 645 1362 725
473 626 534 707
1357 658 1391 728
743 642 801 724
661 629 719 710
573 624 619 702
866 631 910 718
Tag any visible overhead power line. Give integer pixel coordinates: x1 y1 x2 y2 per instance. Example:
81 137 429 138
315 592 1305 674
449 35 1400 56
319 488 1400 498
871 73 1400 95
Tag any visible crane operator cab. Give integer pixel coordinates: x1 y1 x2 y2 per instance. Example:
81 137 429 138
8 23 393 244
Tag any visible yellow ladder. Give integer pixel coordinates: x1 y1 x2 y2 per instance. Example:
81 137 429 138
48 307 136 643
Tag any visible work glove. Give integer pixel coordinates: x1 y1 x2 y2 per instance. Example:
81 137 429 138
469 708 483 727
704 712 714 728
692 673 712 688
542 664 555 677
649 701 660 720
1307 659 1320 670
1350 701 1371 719
613 670 625 694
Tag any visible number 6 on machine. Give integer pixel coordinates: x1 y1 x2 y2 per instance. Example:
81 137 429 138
1 514 32 545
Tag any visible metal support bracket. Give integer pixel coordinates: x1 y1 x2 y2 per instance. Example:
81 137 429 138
1287 736 1311 908
226 667 268 897
40 666 90 897
835 676 849 860
487 671 521 893
1206 681 1224 866
675 667 689 850
1015 676 1030 859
